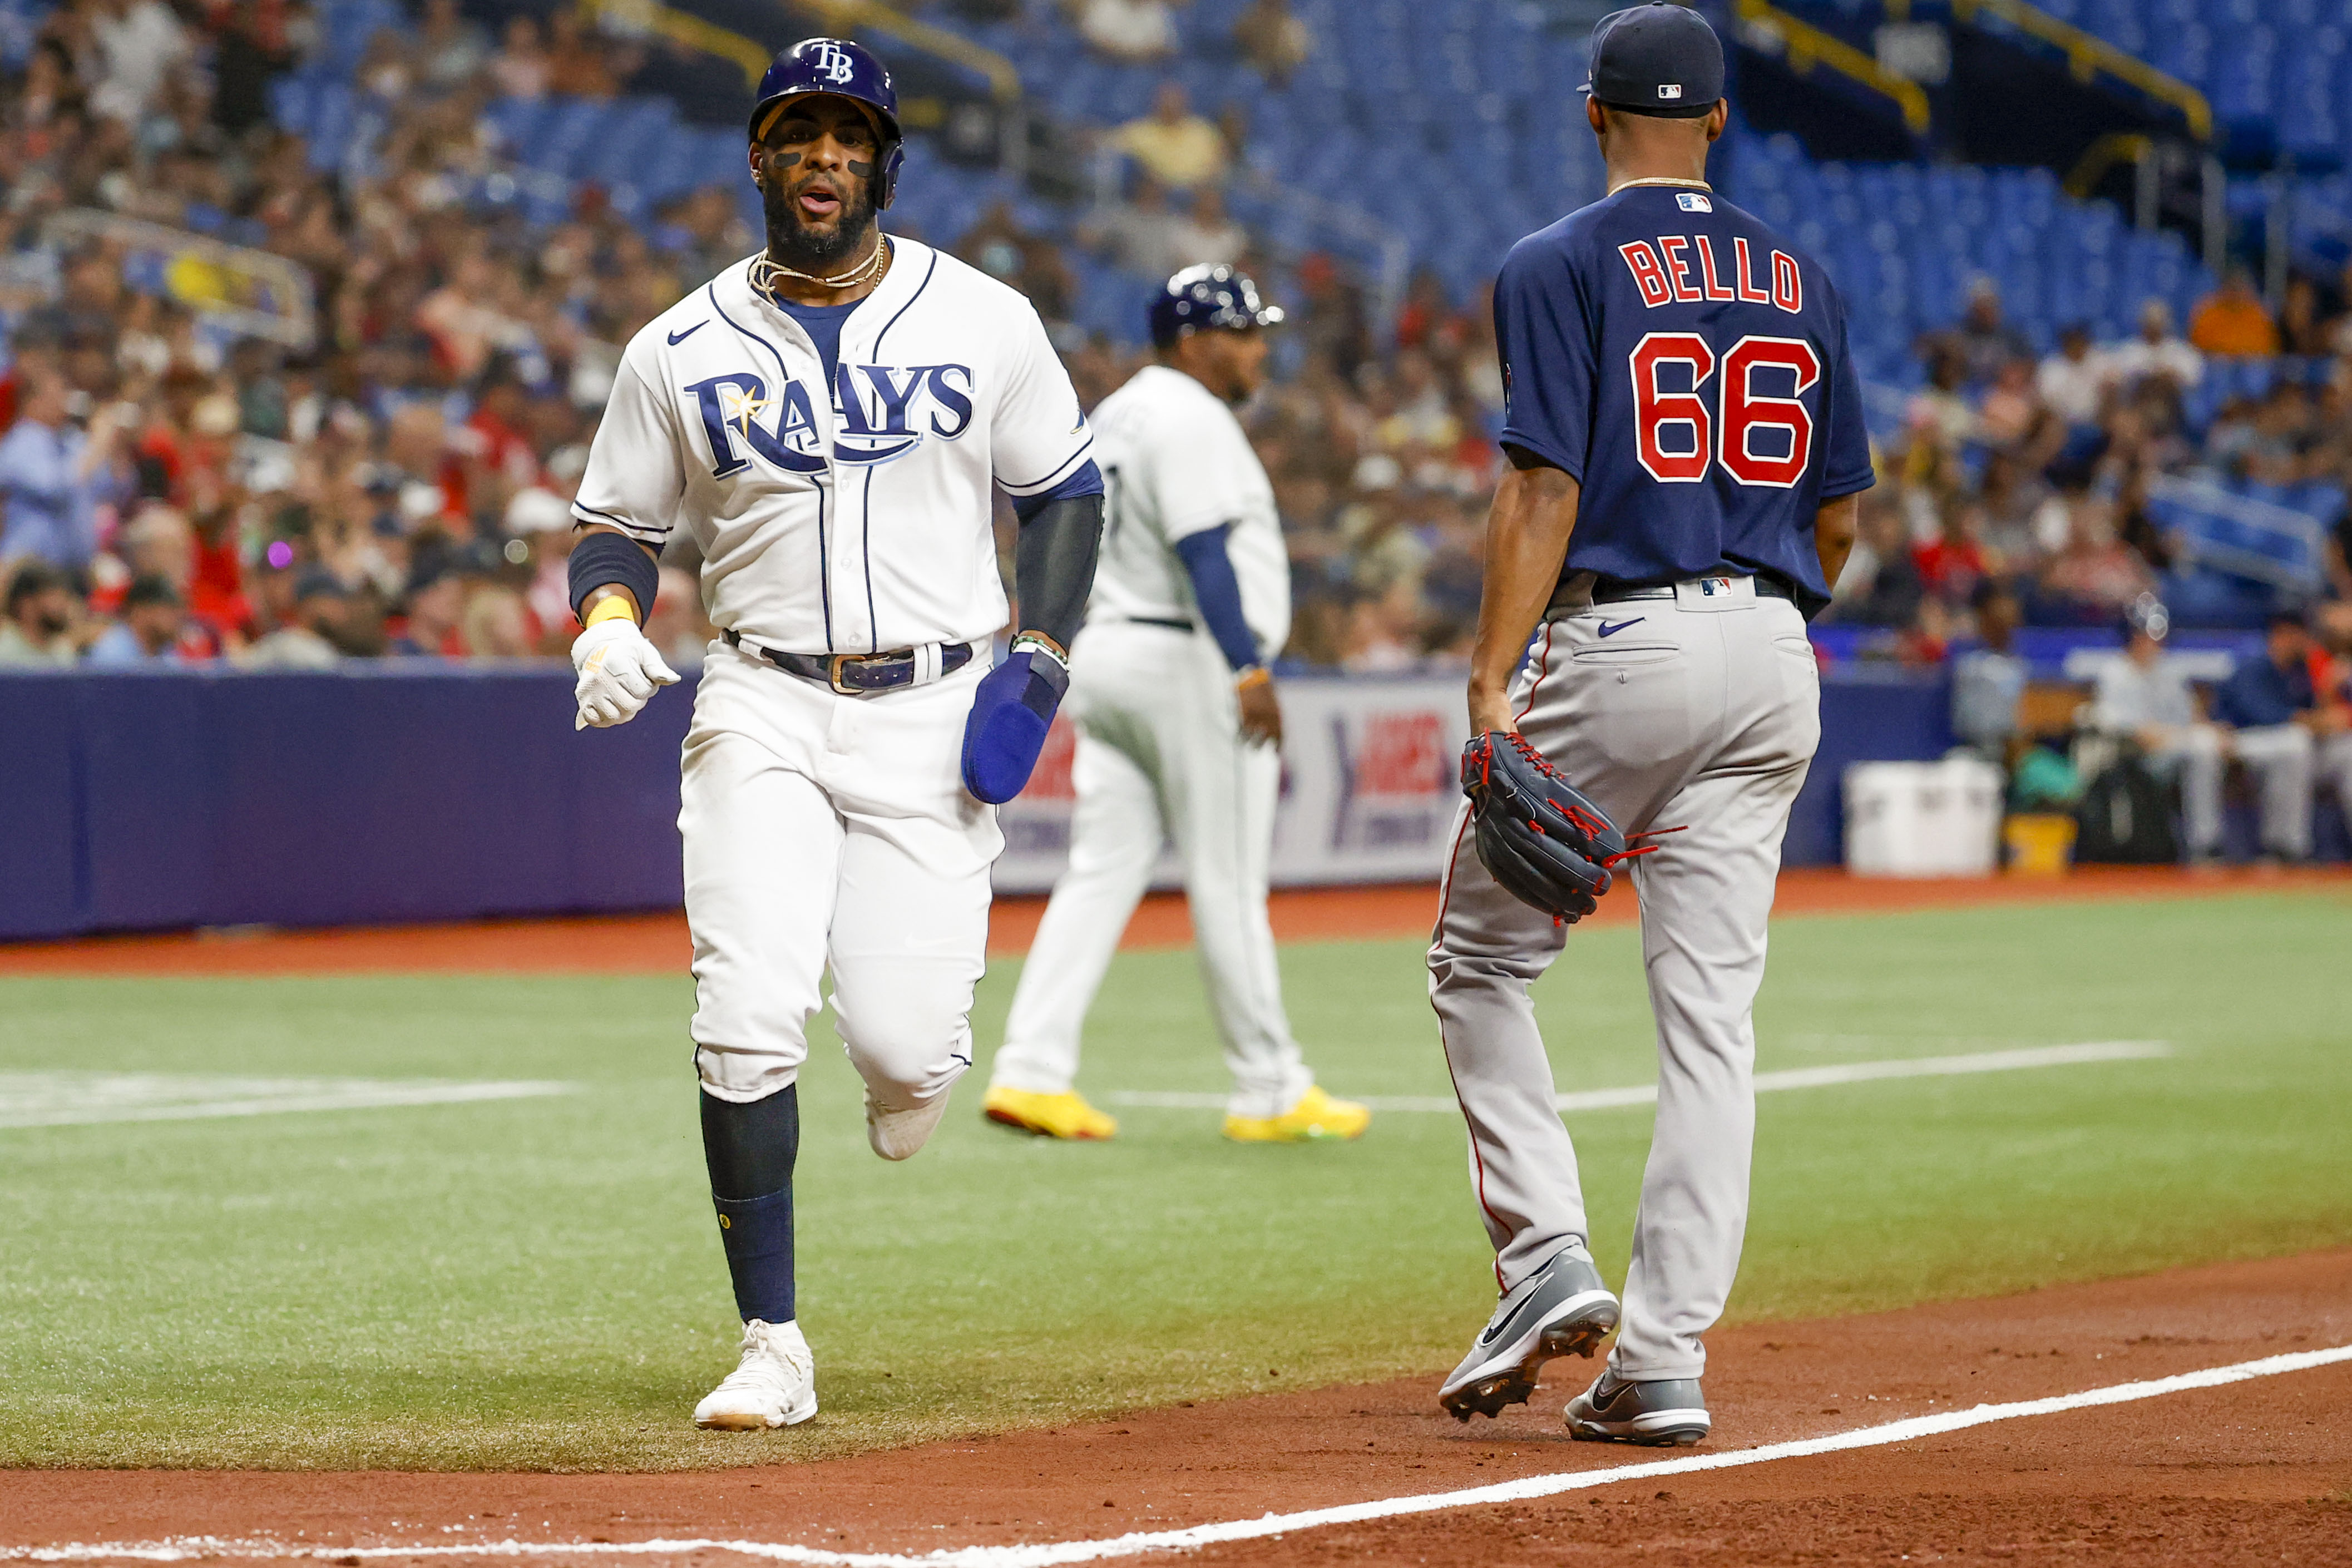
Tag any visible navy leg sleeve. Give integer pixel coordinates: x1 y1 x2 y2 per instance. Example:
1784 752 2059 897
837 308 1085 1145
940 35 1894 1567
701 1086 799 1323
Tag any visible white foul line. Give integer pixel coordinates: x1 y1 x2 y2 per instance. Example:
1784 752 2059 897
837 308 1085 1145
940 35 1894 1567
1105 1040 2171 1115
11 1339 2346 1566
0 1073 576 1129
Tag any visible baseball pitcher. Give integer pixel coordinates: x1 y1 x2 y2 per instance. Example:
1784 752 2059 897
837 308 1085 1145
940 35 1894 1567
562 38 1104 1429
1430 2 1872 1445
984 268 1370 1144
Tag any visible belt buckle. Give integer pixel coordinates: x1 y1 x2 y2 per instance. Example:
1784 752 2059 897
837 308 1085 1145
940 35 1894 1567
827 654 863 695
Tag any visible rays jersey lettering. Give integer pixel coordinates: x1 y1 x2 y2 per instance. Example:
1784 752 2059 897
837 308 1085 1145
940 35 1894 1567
685 364 976 476
1493 186 1874 619
571 240 1094 655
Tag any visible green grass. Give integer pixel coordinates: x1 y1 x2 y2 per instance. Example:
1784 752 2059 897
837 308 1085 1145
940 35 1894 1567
2 892 2348 1470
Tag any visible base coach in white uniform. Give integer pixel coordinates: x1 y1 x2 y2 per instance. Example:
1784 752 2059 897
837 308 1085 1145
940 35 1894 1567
561 38 1104 1429
985 268 1370 1145
1430 4 1871 1445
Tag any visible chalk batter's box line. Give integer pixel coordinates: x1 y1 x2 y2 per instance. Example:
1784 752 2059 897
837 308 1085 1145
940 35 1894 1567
13 1342 2350 1567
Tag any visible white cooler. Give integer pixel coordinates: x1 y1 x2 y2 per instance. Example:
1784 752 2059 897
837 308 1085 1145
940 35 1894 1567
1842 758 2005 877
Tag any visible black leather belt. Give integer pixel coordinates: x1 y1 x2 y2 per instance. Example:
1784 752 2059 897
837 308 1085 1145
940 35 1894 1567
1589 576 1794 605
1123 616 1195 632
724 629 972 694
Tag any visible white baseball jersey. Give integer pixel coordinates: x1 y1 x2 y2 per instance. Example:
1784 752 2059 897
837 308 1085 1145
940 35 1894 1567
1086 364 1289 657
572 238 1094 655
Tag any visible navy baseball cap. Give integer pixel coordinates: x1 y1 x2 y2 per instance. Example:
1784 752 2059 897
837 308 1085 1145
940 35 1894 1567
1585 2 1725 118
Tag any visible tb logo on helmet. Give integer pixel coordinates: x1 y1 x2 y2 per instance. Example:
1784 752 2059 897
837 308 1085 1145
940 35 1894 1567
812 41 858 83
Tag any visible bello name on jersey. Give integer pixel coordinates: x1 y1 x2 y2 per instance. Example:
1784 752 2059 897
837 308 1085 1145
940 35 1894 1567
1490 179 1872 613
1429 2 1872 1449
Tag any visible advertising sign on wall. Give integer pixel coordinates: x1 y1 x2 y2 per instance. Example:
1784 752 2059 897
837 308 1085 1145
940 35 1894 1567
991 675 1470 895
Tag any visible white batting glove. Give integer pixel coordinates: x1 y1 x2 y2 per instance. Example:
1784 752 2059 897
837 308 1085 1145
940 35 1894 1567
570 618 680 730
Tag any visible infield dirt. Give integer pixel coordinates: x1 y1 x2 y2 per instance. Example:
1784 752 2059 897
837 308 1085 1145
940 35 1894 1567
9 1248 2349 1566
2 864 2346 976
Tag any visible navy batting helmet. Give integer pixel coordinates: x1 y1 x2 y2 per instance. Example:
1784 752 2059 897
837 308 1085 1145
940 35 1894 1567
1148 264 1284 349
748 38 905 209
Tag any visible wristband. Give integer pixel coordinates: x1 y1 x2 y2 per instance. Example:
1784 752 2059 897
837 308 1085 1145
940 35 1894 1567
584 595 639 629
1236 665 1272 690
1010 631 1068 671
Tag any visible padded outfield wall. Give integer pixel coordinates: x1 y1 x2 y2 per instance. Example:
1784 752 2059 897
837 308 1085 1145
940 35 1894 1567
0 667 1950 939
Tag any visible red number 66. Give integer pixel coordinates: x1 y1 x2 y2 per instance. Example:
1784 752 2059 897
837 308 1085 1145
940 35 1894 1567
1629 332 1821 488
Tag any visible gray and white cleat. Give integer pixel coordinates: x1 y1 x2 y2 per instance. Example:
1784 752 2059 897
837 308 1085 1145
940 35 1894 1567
1439 1247 1620 1421
1564 1370 1710 1446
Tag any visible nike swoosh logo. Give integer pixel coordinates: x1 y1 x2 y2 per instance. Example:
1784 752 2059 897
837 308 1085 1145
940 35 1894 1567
668 322 706 345
1597 618 1644 637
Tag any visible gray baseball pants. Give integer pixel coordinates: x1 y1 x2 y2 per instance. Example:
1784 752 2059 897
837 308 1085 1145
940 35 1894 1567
1427 574 1819 1381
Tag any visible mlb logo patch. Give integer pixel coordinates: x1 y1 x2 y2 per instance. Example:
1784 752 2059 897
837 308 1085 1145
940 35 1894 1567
1658 83 1683 100
1677 192 1712 212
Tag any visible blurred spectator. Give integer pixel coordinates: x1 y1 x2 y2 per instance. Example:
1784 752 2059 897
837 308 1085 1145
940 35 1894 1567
1083 177 1182 282
2039 496 2153 620
1948 277 2032 387
461 583 533 659
1076 0 1180 62
418 0 491 94
490 15 552 101
1110 83 1227 191
242 570 349 669
1827 501 1924 628
0 561 82 666
0 366 128 570
89 0 191 125
390 551 466 657
2091 598 2219 855
1165 186 1246 270
2187 268 2280 359
2281 275 2329 358
2035 322 2104 428
2205 612 2320 861
86 573 189 666
1951 582 2027 759
2106 299 2202 391
1913 497 1990 606
546 7 619 98
1233 0 1312 85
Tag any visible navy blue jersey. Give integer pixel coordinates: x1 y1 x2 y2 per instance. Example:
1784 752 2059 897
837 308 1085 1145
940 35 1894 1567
1494 184 1874 616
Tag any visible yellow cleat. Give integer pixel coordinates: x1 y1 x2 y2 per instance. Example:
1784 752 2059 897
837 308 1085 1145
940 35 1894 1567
1222 1085 1371 1143
983 1085 1118 1140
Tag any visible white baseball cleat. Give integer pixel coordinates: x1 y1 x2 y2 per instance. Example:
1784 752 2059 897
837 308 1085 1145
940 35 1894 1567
865 1086 949 1160
693 1318 817 1430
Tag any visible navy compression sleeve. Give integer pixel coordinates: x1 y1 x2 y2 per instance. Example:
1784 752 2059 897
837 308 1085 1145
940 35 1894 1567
1172 525 1260 672
1008 462 1104 653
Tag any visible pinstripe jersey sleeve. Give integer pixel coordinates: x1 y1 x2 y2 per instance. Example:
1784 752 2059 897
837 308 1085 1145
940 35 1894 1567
571 342 688 545
989 302 1095 498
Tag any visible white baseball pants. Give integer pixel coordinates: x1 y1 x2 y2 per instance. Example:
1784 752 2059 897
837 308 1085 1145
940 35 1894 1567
2160 721 2314 859
1427 577 1819 1382
680 644 999 1112
992 620 1313 1120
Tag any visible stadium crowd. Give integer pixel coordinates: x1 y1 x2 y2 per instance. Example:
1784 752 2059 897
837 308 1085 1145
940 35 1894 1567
5 0 2352 711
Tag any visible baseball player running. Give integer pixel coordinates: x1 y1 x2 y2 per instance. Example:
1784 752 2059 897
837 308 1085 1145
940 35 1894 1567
1429 2 1871 1445
562 37 1103 1429
984 268 1371 1144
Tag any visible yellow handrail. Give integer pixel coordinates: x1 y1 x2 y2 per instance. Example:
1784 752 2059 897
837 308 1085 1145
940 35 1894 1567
1949 0 2211 142
1732 0 1932 136
784 0 1024 104
590 0 772 88
2064 130 2153 198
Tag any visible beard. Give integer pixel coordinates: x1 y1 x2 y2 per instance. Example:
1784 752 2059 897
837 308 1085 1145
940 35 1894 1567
762 171 879 275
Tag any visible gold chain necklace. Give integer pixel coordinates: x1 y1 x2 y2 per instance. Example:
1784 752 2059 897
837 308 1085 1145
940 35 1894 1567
751 236 890 296
1607 175 1714 195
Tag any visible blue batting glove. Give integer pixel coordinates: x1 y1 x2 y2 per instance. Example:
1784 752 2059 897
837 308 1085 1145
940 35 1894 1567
960 648 1068 803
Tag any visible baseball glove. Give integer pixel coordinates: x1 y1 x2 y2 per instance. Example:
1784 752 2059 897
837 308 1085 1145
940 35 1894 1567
1460 731 1641 924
